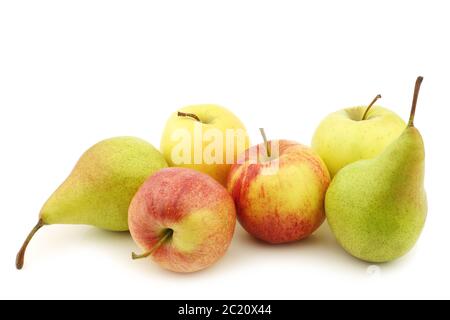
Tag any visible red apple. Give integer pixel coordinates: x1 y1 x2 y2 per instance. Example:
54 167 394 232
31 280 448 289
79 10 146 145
227 139 330 244
129 167 236 273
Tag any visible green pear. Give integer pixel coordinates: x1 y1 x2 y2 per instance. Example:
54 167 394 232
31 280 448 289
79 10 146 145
16 137 168 270
325 77 427 263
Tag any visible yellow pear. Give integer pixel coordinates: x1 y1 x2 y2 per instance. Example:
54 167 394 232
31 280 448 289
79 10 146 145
16 137 167 270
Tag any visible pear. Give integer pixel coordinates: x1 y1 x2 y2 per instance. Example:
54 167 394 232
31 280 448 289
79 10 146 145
325 77 427 263
16 137 168 270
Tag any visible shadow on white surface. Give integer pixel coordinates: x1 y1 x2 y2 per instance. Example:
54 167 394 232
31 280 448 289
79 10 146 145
5 218 427 299
14 219 417 277
89 221 416 277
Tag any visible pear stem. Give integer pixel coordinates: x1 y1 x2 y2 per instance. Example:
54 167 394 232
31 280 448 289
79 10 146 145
132 229 173 260
408 76 424 127
259 128 271 158
16 219 45 270
178 111 201 122
361 94 382 120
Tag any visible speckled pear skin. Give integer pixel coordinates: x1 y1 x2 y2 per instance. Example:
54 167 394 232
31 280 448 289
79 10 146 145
325 126 427 263
40 137 168 231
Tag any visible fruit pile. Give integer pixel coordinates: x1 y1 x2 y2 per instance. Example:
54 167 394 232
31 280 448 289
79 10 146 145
16 77 427 273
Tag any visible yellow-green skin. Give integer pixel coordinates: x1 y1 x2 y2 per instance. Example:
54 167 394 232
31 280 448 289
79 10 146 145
312 106 406 177
40 137 168 231
325 126 427 263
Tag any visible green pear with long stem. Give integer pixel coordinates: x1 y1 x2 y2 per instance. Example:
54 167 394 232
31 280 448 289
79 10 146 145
16 137 168 270
325 77 427 263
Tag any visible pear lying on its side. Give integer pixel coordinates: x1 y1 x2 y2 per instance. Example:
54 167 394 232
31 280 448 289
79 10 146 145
326 77 427 263
16 137 168 270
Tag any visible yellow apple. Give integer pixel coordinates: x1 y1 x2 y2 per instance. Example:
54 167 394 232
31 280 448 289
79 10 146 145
160 104 250 186
312 98 406 177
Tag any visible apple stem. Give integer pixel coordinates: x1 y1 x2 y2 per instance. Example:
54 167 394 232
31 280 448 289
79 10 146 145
259 128 271 158
132 229 173 260
16 219 45 270
408 76 424 127
361 94 382 120
178 111 201 122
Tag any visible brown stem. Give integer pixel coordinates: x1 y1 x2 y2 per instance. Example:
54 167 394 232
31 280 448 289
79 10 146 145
132 229 173 260
408 76 424 127
178 111 201 122
16 219 45 270
361 94 382 120
259 128 271 158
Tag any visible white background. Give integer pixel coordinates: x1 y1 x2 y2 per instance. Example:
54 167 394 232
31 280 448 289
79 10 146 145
1 0 449 300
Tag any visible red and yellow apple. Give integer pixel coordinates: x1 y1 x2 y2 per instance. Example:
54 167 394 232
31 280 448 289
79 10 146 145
129 167 236 273
160 104 250 186
227 140 330 244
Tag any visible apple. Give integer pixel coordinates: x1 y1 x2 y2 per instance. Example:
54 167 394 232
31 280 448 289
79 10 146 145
160 104 250 186
129 167 236 273
227 136 330 244
312 95 406 177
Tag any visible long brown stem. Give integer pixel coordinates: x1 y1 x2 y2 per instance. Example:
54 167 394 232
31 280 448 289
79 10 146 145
259 128 271 158
361 94 382 120
16 219 45 270
178 111 201 122
408 76 424 127
132 229 173 260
